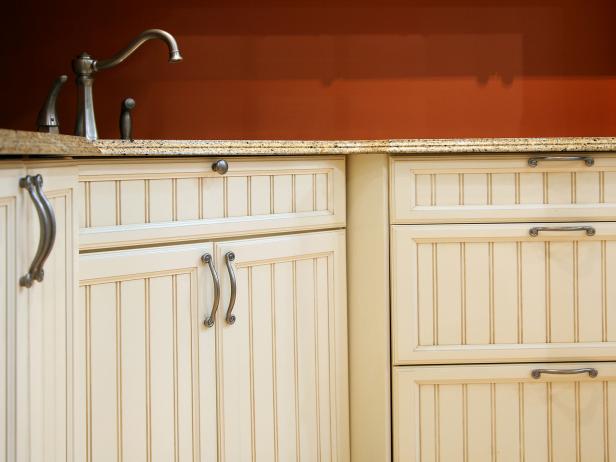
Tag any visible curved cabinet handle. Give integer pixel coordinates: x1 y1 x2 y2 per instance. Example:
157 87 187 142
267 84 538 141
34 174 57 276
528 156 594 167
19 175 55 287
224 251 237 324
202 253 221 327
531 368 598 379
529 225 596 237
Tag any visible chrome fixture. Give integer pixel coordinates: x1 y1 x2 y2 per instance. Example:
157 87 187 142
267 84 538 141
119 97 136 140
72 29 182 140
37 75 67 133
19 175 56 288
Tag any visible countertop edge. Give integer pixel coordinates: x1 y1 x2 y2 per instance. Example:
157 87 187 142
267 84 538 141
3 129 616 156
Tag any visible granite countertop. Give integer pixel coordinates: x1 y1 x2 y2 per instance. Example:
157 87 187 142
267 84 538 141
2 128 616 157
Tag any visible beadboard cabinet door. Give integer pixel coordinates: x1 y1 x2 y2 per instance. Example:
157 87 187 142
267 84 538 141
214 230 349 462
1 164 79 462
392 223 616 365
77 243 218 462
393 363 616 462
23 165 79 462
1 165 25 462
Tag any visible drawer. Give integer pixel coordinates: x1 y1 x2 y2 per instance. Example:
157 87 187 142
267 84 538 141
393 363 616 462
392 223 616 365
78 157 345 249
391 154 616 223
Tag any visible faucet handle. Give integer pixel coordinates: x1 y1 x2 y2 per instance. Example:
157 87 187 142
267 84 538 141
37 75 68 133
119 97 136 140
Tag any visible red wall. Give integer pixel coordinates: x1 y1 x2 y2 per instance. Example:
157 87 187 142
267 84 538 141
2 0 616 140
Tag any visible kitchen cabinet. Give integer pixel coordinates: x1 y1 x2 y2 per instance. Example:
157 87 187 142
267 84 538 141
215 230 348 462
392 222 616 364
391 155 616 224
1 163 78 462
77 243 218 461
384 153 616 462
77 157 345 250
76 230 348 462
394 363 616 462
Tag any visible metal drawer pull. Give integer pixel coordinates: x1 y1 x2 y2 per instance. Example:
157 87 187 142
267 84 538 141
528 156 594 167
224 252 237 324
531 368 598 379
19 175 56 288
529 226 596 237
202 253 220 327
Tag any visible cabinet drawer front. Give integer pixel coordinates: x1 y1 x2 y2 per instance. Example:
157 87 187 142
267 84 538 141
392 223 616 364
78 157 345 249
393 363 616 462
391 155 616 223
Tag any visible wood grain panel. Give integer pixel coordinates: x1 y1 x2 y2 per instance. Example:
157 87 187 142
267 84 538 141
392 223 616 364
78 158 345 250
394 363 616 462
391 155 616 224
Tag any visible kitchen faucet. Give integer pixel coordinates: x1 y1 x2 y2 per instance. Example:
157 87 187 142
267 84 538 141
71 29 182 140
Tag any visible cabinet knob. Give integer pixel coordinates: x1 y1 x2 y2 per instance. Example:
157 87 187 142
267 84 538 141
212 159 229 175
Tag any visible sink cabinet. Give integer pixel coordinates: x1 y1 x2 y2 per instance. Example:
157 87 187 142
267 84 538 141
76 231 348 462
1 155 348 462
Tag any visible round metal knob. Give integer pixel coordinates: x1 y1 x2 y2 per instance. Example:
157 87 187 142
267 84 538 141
212 159 229 175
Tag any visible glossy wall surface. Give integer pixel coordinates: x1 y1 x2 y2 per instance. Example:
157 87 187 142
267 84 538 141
2 0 616 139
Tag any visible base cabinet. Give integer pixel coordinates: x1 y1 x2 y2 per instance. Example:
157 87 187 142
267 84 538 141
394 363 616 462
1 164 78 462
77 230 348 462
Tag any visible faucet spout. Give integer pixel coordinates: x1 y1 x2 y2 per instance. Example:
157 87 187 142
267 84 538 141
72 28 182 140
94 29 183 71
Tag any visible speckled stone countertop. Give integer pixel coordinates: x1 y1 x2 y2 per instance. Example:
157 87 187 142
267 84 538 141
0 129 100 156
94 137 616 156
2 128 616 156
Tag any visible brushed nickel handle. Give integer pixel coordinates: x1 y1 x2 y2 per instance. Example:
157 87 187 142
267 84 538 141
19 175 56 288
212 159 229 175
528 156 594 167
531 368 598 379
529 226 596 237
224 251 237 324
202 253 221 327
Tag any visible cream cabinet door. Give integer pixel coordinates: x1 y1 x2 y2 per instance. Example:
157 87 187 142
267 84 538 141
214 230 349 462
392 223 616 365
394 363 616 462
0 165 25 462
0 164 80 462
22 165 79 462
77 243 218 462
